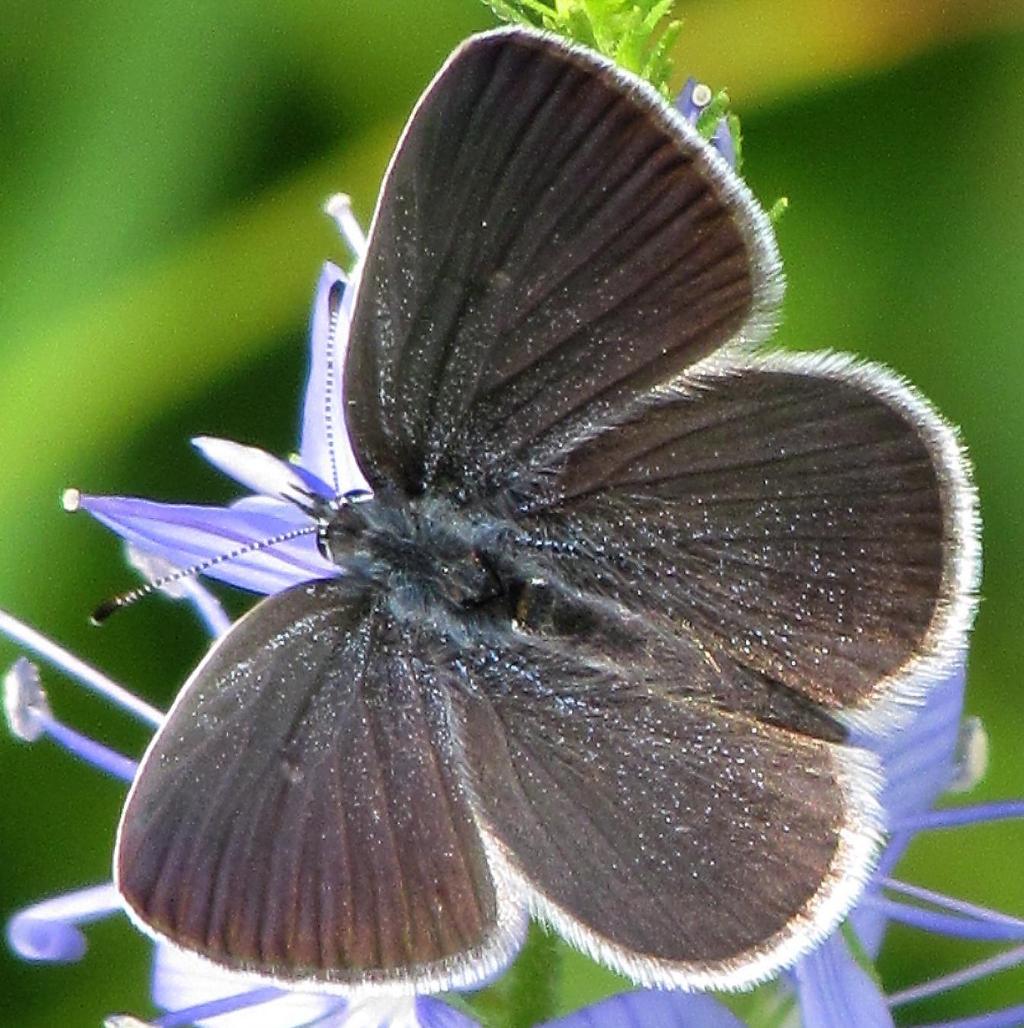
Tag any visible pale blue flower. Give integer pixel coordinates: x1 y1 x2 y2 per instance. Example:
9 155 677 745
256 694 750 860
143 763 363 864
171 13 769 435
675 77 736 168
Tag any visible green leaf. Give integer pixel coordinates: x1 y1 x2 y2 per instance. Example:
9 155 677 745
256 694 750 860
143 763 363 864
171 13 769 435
718 981 798 1028
482 0 526 21
463 922 562 1027
507 923 562 1027
726 111 744 169
695 87 731 138
641 17 682 93
769 196 790 223
482 0 683 97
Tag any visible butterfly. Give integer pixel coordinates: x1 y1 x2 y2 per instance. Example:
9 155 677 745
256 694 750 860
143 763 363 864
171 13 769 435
113 26 976 995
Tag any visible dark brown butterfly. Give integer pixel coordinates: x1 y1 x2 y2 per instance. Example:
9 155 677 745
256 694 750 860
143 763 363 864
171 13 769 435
114 27 977 995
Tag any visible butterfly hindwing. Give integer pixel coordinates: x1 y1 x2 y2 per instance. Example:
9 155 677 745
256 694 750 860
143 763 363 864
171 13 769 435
449 633 881 990
518 354 974 729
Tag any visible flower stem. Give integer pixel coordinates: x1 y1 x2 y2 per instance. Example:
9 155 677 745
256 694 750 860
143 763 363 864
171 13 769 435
505 922 562 1028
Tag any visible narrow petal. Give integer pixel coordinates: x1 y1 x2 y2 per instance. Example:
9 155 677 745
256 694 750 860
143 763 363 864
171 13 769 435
298 262 370 496
674 78 711 124
7 660 140 781
861 895 1024 941
913 1004 1024 1028
895 801 1024 834
793 934 894 1028
42 718 137 780
324 193 369 260
78 494 335 594
180 577 233 638
4 657 49 741
154 990 295 1028
850 662 967 954
0 608 162 727
151 944 341 1028
299 261 345 490
228 493 310 522
192 436 332 508
711 117 737 168
873 664 967 824
543 990 746 1028
947 715 989 793
889 943 1024 1008
125 545 232 638
341 998 427 1028
881 879 1024 934
7 883 122 962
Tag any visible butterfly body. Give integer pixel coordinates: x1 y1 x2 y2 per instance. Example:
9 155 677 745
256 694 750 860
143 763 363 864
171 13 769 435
315 490 639 706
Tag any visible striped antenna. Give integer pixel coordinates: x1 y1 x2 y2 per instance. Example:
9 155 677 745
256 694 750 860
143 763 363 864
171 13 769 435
90 524 319 625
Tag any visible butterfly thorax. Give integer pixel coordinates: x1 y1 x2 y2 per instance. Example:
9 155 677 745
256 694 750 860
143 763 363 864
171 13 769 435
318 494 510 620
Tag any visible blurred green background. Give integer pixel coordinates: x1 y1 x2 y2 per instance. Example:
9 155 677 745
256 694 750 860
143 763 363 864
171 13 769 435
2 0 1023 1024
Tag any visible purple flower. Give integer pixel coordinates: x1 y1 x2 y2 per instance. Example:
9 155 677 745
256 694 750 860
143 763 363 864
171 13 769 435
789 662 1024 1027
4 198 1023 1026
675 77 737 169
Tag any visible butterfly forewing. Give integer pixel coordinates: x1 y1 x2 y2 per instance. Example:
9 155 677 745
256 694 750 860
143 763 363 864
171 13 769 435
343 28 781 500
115 579 523 990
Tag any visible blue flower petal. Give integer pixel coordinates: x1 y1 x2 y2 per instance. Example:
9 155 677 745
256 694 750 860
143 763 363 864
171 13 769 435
151 943 341 1028
79 494 336 595
711 118 737 169
227 494 309 522
925 1002 1024 1028
675 77 703 123
415 996 480 1028
299 261 370 496
38 714 138 782
543 989 745 1028
193 436 333 508
875 664 966 823
850 663 966 954
8 910 88 963
288 461 337 503
7 883 122 964
793 933 894 1028
862 895 1024 942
